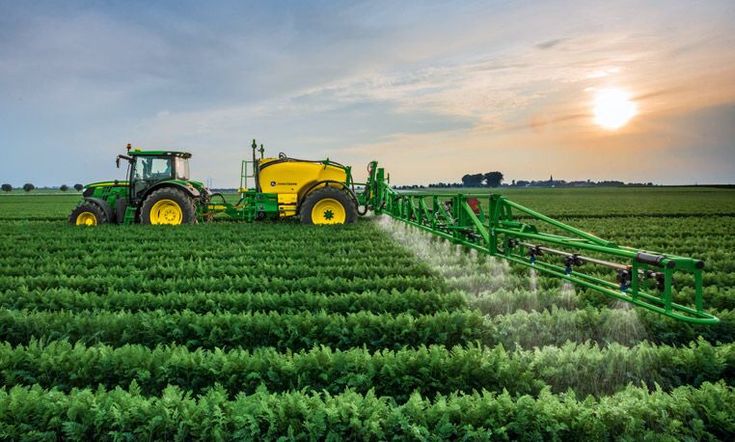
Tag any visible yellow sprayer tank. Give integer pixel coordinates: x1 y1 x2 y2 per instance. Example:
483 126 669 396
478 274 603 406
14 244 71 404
257 158 347 218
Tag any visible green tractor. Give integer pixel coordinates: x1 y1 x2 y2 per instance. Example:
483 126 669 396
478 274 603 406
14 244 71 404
69 144 209 225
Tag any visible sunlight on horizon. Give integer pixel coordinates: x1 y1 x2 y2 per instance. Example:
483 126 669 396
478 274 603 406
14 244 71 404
593 88 638 130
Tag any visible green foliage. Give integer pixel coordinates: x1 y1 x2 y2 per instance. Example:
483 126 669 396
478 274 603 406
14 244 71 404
0 189 733 438
0 287 465 315
1 339 731 400
0 309 487 350
0 382 733 440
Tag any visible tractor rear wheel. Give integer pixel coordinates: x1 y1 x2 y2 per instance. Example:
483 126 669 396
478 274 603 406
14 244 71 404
140 188 196 225
69 201 107 226
300 187 357 225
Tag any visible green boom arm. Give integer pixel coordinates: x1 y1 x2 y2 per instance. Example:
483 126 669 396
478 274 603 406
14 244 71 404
358 161 718 325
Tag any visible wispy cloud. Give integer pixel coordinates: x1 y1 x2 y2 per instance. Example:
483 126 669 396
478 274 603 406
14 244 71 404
0 0 733 186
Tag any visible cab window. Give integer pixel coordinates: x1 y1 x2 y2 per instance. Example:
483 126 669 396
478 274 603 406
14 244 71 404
174 157 190 180
134 157 172 180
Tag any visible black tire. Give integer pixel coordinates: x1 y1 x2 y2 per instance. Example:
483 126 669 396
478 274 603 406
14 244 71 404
140 187 196 225
300 187 358 225
69 201 108 226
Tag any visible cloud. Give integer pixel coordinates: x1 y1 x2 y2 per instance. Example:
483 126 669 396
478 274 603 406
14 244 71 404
1 0 734 186
536 38 567 50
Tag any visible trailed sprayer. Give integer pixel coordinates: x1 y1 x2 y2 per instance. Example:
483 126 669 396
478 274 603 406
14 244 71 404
69 140 719 325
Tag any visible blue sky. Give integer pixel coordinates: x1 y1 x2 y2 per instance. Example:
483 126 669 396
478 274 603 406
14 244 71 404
1 0 734 187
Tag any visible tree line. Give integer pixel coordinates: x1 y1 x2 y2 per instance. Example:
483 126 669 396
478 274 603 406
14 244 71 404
461 172 504 187
394 170 657 190
1 184 84 192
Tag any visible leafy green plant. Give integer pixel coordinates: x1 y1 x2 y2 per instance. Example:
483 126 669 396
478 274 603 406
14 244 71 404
0 382 732 440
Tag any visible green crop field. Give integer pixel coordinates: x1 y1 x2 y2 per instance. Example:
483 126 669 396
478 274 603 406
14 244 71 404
0 188 734 440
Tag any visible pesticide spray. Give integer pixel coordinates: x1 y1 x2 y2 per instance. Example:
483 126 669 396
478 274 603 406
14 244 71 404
377 216 580 315
376 215 509 294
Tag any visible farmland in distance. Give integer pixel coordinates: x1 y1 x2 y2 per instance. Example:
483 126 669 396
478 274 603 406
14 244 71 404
0 187 734 439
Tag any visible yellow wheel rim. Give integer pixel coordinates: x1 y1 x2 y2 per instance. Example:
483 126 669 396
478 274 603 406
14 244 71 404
311 198 346 224
150 199 183 225
75 211 97 226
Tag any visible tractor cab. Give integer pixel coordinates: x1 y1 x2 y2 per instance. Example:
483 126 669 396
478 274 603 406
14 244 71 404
122 149 192 204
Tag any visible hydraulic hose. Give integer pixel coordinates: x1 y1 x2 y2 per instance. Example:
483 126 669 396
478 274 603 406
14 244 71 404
210 193 228 205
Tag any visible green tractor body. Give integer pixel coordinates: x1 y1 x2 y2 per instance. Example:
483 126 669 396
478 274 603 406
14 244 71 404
69 146 209 225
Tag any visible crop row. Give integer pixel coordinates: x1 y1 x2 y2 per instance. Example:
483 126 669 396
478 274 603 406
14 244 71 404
0 307 732 351
0 309 485 351
0 274 441 294
0 218 396 244
1 381 732 440
4 271 729 317
0 287 466 315
2 339 731 400
0 261 437 281
0 221 423 263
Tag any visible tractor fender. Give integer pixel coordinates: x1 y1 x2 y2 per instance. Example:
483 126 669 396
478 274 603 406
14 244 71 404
141 182 200 203
84 197 114 223
297 180 357 213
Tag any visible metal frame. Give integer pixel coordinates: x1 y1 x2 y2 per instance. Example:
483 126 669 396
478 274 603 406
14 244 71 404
359 161 718 325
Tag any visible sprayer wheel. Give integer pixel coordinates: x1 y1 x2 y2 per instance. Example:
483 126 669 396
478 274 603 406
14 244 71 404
300 187 357 225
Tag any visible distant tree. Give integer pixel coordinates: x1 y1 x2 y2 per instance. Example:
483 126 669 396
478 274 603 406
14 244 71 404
461 173 485 187
1 184 11 192
59 184 69 192
23 183 35 192
74 184 84 191
483 171 504 188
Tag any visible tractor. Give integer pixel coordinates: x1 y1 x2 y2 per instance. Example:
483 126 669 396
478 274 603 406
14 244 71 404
68 141 360 225
69 144 206 225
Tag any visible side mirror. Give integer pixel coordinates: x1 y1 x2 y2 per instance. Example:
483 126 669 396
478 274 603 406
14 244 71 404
116 155 133 169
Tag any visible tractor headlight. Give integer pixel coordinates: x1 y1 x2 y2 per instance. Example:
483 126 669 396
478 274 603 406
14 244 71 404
82 187 93 197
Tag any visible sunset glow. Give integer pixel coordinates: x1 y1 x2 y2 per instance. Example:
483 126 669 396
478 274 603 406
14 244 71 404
1 1 734 185
593 88 638 130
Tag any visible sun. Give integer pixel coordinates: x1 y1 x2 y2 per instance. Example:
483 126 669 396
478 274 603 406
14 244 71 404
593 88 637 130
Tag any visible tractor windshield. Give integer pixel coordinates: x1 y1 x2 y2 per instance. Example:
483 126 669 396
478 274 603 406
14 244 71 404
134 157 173 181
174 157 189 180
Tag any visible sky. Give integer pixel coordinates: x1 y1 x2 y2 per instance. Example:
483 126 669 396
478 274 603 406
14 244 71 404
1 0 734 187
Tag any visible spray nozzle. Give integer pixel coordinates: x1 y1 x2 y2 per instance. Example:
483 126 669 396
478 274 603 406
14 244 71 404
528 245 543 265
617 268 632 291
564 254 582 275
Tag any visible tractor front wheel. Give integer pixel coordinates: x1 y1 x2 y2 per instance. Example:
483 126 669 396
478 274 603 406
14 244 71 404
300 187 357 225
140 188 196 225
69 202 107 226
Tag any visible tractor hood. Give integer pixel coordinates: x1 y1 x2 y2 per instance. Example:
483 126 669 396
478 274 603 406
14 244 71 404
82 180 129 199
84 180 127 189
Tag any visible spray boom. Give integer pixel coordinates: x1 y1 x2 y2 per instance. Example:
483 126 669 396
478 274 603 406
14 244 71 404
358 162 718 325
